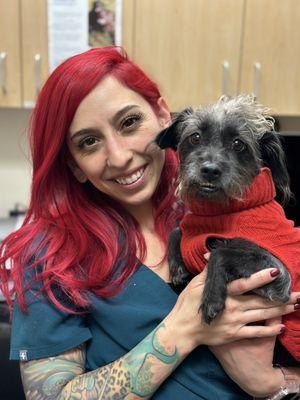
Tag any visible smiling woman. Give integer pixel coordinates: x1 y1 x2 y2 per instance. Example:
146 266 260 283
0 47 299 400
67 76 169 213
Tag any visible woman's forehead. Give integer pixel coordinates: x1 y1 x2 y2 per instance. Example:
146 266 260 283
69 76 150 133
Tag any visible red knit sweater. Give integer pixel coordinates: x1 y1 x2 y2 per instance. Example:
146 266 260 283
180 167 300 360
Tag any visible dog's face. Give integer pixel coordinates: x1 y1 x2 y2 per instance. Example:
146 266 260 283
171 110 262 202
155 95 291 204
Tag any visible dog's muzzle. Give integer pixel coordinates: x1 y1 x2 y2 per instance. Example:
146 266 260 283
200 162 222 182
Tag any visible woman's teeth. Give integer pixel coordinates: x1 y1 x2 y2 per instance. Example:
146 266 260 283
115 167 145 185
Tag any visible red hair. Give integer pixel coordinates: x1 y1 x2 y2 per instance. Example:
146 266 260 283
0 47 182 313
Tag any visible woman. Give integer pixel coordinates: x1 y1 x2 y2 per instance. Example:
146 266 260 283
0 47 299 400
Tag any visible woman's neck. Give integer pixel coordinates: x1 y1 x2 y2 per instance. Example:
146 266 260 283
124 201 155 232
125 201 170 281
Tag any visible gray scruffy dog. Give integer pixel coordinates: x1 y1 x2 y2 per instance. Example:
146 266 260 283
154 95 298 328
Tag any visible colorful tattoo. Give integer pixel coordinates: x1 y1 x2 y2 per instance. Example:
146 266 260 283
124 322 179 397
20 345 85 399
20 322 180 399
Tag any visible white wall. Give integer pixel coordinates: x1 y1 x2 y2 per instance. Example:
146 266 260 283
0 108 31 218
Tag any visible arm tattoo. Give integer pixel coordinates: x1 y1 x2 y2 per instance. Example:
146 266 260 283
21 322 180 399
20 344 86 399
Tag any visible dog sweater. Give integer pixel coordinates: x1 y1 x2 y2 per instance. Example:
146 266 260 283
180 167 300 360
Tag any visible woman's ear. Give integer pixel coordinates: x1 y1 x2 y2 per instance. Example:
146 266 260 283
156 97 171 128
67 159 88 183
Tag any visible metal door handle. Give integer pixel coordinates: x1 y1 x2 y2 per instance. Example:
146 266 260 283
34 54 41 94
0 52 7 94
253 62 261 99
222 60 230 96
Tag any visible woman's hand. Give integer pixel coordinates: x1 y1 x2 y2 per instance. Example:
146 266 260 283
208 269 300 397
210 318 284 397
165 267 299 360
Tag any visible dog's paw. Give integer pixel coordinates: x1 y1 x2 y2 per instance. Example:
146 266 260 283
171 264 191 286
200 300 225 324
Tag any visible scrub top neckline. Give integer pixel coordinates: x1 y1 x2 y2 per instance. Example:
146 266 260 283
138 263 176 294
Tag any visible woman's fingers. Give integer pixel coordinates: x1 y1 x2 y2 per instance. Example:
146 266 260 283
239 323 284 339
265 316 282 327
228 268 284 295
234 292 300 311
241 303 296 325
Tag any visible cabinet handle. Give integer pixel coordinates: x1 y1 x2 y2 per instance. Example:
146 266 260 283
34 54 41 94
253 62 261 99
0 52 7 94
222 60 230 96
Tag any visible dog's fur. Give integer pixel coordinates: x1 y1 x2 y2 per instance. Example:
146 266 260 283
155 95 292 324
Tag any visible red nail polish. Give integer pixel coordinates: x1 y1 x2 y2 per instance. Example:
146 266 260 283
296 297 300 304
295 304 300 310
280 326 286 333
270 268 280 277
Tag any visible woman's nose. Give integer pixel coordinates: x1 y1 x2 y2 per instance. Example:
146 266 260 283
105 136 133 168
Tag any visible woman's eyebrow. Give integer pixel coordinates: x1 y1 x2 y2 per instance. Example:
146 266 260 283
110 104 139 125
70 105 140 141
70 127 100 141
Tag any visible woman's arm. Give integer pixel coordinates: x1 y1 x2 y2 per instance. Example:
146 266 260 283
20 268 298 400
20 320 187 400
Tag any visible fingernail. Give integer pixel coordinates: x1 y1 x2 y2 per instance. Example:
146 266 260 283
294 303 300 310
296 297 300 304
270 268 280 277
280 325 286 333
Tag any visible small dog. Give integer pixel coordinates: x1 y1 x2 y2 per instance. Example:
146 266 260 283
155 95 300 361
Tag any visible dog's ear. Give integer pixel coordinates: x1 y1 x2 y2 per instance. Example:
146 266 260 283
259 131 292 205
154 107 193 151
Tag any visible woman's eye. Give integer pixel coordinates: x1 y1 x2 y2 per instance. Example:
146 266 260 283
121 113 142 130
232 139 245 152
189 132 201 145
78 137 98 150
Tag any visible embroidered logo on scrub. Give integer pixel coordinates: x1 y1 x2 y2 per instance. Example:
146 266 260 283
19 350 28 361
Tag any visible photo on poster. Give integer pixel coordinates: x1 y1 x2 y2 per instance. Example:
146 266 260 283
89 0 117 47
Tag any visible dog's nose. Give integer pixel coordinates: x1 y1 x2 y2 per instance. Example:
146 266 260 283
201 163 221 181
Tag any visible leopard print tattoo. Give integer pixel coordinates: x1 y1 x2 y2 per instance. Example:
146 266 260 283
61 359 131 399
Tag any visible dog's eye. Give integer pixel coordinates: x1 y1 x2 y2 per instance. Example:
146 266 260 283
232 139 245 152
189 133 201 145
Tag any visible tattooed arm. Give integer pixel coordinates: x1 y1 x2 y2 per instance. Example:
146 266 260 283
20 270 298 399
20 321 185 400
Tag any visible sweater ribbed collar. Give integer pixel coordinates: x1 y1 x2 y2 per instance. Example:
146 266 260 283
188 167 276 216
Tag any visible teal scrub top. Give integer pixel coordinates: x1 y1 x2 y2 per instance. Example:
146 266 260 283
10 264 251 400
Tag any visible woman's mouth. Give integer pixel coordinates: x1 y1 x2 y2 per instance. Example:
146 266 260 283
114 166 147 186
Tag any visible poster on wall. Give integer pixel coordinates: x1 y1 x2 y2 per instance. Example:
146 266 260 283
48 0 122 72
89 0 122 47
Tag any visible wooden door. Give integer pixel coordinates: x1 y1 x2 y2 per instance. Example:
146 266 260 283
240 0 300 116
21 0 49 108
128 0 244 111
0 0 22 107
122 0 135 57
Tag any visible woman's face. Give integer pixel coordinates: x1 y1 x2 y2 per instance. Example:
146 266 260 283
67 76 171 213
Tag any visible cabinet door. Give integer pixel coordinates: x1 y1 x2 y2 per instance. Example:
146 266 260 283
240 0 300 116
122 0 135 57
21 0 49 108
0 0 22 107
130 0 244 111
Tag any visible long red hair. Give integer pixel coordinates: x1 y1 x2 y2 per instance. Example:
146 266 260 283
0 47 182 313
